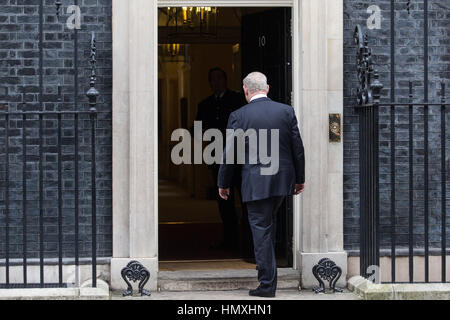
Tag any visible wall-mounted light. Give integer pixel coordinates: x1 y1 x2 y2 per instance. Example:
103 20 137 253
159 44 188 63
166 43 181 57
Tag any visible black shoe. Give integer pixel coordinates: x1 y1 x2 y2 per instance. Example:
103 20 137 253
249 288 275 298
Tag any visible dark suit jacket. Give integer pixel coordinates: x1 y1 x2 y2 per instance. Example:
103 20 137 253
217 97 305 203
195 90 247 136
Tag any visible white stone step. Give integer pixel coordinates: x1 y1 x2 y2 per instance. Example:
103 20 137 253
158 269 301 292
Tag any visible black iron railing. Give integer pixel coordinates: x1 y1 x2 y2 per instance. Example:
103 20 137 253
355 0 449 284
354 24 383 281
0 0 103 287
0 108 106 289
374 89 449 284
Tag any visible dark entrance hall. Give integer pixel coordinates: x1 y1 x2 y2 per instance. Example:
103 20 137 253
157 7 293 268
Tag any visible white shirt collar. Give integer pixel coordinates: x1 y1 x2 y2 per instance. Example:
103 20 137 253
250 93 268 102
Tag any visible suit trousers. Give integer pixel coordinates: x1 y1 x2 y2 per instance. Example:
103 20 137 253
246 196 286 293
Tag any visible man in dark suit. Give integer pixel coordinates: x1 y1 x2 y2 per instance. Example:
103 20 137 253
195 67 246 251
218 72 306 297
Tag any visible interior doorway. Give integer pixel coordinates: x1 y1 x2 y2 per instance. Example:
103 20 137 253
157 7 293 270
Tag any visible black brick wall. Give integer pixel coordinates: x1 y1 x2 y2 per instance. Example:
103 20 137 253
344 0 450 252
0 0 448 260
0 0 112 259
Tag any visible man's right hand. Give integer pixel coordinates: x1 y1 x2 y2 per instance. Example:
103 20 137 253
295 184 305 195
219 188 231 200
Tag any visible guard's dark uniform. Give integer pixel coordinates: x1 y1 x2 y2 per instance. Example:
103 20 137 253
196 90 246 136
195 89 247 250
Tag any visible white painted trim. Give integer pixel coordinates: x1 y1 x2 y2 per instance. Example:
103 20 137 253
158 0 293 7
292 0 301 270
112 0 346 287
153 1 160 268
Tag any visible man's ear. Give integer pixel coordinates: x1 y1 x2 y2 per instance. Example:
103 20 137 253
266 85 270 95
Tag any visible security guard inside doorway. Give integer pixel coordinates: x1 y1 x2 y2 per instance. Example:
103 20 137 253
194 67 248 253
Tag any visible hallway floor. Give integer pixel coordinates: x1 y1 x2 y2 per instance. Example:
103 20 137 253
159 259 256 271
159 179 250 261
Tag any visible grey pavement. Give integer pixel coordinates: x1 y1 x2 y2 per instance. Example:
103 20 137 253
112 289 361 300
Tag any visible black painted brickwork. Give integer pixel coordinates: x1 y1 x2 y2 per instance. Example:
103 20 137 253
344 0 450 252
0 0 448 259
0 0 112 259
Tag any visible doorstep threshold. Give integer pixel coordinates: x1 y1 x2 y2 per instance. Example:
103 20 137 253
159 268 300 280
157 269 301 292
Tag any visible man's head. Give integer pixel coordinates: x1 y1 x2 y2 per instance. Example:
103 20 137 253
243 72 270 103
208 67 228 95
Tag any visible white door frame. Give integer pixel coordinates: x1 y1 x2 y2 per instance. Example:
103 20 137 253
111 0 346 291
157 0 302 270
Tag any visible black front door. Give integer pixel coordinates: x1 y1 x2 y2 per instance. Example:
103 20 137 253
241 8 293 267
